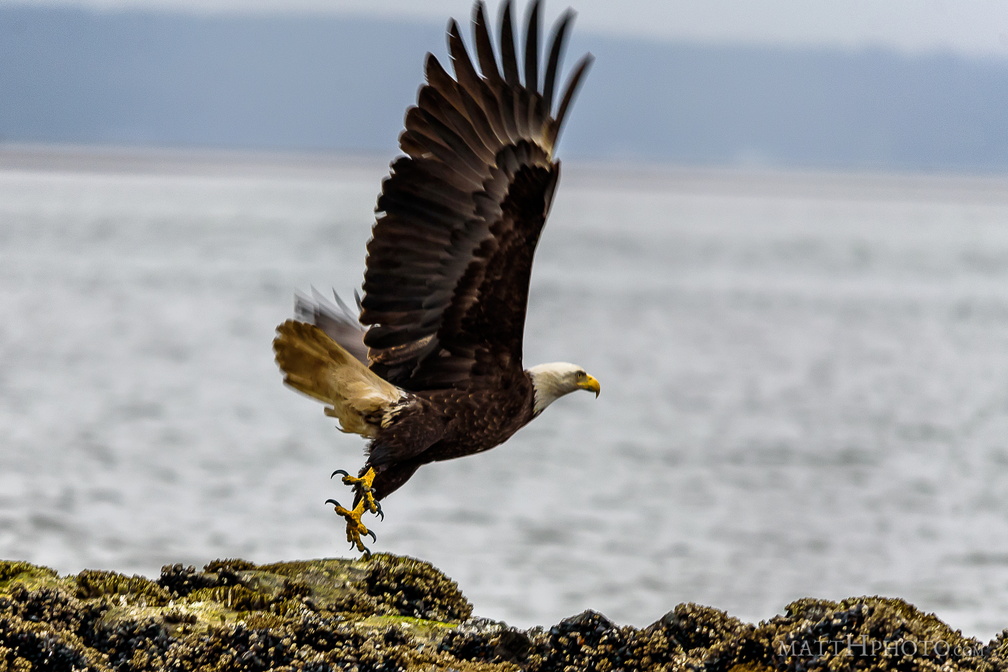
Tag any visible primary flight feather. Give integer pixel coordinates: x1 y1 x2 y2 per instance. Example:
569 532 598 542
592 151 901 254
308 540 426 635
274 0 597 553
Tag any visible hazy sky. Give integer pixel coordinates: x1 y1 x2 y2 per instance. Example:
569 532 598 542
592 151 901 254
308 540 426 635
10 0 1008 58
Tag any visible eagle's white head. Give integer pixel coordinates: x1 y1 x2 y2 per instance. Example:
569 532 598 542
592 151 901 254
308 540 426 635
527 362 601 416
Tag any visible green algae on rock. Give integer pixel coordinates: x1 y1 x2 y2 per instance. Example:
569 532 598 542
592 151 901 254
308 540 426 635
0 561 59 589
0 554 1005 671
0 554 481 672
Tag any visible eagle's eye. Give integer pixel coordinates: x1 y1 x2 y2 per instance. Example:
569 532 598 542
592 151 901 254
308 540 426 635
575 370 586 379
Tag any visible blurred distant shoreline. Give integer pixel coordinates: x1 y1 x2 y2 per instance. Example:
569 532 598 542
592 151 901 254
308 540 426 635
0 143 389 177
3 143 1006 204
3 4 1008 174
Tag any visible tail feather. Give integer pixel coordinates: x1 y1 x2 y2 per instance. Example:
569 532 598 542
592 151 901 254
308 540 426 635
274 320 404 437
293 288 369 365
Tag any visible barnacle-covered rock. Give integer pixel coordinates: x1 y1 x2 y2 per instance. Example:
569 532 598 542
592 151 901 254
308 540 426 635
0 556 1003 671
756 596 993 671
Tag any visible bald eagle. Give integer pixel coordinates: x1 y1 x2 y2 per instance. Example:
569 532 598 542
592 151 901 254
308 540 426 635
274 0 598 553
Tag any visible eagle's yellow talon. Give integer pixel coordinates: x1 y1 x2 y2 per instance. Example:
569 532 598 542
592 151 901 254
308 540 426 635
328 467 381 555
327 498 376 555
332 467 380 515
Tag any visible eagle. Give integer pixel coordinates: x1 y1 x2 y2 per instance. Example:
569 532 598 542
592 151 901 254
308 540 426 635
273 0 598 554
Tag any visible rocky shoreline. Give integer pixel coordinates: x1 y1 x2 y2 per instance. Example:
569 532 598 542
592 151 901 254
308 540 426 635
1 554 1005 671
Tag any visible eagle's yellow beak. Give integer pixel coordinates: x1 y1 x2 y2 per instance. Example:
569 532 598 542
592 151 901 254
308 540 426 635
579 374 601 398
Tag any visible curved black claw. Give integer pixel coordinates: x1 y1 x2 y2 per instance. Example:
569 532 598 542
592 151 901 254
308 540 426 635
325 498 341 508
331 469 350 480
375 502 384 521
350 536 375 559
366 529 377 543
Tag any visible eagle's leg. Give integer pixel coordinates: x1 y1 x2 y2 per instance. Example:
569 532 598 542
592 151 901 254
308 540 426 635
332 467 382 518
326 467 382 556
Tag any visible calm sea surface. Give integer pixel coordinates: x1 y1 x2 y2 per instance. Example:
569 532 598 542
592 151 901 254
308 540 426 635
3 148 1008 640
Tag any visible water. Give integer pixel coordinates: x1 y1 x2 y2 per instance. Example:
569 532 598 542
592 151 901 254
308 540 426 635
3 147 1008 641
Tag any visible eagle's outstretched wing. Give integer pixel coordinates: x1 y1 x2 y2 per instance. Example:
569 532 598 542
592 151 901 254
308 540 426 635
360 0 592 390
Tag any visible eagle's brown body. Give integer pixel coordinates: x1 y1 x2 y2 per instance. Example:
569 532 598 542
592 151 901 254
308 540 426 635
367 374 536 499
274 0 598 549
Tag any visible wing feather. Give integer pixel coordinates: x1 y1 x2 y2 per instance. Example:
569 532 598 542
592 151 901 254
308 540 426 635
498 0 521 88
419 87 495 165
360 0 592 390
523 0 541 93
549 53 593 147
541 8 574 117
472 2 502 87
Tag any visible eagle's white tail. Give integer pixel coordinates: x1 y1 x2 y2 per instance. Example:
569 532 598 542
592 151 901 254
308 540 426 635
273 320 405 438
